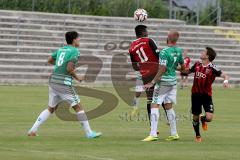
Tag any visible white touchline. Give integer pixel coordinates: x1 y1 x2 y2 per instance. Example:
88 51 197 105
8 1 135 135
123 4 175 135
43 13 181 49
0 147 114 160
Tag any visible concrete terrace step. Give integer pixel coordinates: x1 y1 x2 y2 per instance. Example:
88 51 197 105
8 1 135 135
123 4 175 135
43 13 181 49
1 51 240 66
0 16 183 30
0 10 186 25
0 28 230 43
0 33 238 45
1 51 240 62
1 14 240 34
1 38 240 50
1 57 240 67
0 51 116 61
0 26 230 40
0 14 234 34
0 71 239 85
0 9 239 85
4 39 240 50
1 38 240 52
0 45 239 56
0 19 217 34
220 22 240 28
0 65 109 75
0 64 239 77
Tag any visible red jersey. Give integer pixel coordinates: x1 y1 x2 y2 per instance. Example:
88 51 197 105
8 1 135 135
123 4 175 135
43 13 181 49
184 57 191 68
190 61 222 96
129 37 159 80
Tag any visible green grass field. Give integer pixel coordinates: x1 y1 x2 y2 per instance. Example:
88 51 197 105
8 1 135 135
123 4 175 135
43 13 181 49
0 85 240 160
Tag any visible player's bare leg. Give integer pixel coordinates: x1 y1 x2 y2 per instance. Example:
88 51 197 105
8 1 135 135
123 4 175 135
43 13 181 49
200 112 213 131
28 106 57 136
73 103 102 138
184 76 188 87
131 92 141 117
180 76 184 89
164 103 179 141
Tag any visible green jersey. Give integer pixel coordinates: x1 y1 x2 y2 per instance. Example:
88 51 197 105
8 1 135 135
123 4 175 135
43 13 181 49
49 45 80 86
159 46 184 86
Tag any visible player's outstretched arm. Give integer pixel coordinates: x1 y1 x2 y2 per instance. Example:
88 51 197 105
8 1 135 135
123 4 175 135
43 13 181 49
177 64 189 73
144 65 166 89
67 61 85 82
47 56 55 65
221 72 230 88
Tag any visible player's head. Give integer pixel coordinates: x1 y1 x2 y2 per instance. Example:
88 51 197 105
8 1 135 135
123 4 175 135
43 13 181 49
65 31 80 47
167 30 179 45
135 25 148 38
201 47 216 62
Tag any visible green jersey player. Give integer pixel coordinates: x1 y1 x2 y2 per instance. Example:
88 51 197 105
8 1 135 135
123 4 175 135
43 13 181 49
28 31 102 138
142 30 185 142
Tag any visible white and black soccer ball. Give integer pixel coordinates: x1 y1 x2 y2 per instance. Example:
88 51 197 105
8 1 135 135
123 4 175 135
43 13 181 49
134 8 148 22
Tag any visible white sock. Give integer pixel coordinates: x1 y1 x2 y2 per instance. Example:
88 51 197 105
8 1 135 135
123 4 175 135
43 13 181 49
150 108 159 137
77 110 92 135
166 108 177 136
30 109 51 132
133 96 140 108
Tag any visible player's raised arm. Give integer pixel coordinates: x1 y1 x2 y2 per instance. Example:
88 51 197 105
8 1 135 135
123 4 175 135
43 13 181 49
47 56 55 65
179 61 197 74
48 50 58 65
212 64 230 88
220 72 230 88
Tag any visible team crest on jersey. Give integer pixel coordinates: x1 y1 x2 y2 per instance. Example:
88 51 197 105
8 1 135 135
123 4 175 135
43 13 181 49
205 68 210 74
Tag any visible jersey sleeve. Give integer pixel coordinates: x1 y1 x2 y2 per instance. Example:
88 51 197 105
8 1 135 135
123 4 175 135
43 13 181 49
51 51 58 60
212 65 222 77
189 62 197 73
178 49 184 65
159 50 168 66
69 49 80 64
129 53 137 63
149 38 160 59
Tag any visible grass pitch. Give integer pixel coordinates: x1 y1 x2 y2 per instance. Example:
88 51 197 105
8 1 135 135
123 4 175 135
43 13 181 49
0 85 239 160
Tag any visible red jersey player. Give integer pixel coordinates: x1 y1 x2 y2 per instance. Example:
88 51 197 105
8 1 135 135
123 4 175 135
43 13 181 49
129 25 159 122
180 49 191 89
181 47 229 143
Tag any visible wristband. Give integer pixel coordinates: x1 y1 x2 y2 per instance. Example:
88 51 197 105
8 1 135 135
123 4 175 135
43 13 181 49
223 80 228 84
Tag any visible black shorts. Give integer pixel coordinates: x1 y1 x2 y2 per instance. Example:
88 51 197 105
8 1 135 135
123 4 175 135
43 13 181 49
191 93 214 115
180 73 188 77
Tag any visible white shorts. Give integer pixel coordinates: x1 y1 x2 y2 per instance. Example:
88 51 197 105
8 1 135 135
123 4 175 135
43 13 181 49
48 83 80 108
135 78 145 92
152 84 177 105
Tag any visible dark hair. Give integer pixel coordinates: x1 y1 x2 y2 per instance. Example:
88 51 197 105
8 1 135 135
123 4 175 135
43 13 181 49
135 25 147 37
65 31 79 44
206 47 216 62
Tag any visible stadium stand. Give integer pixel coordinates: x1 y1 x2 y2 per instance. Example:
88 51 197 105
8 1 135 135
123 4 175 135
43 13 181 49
0 10 239 85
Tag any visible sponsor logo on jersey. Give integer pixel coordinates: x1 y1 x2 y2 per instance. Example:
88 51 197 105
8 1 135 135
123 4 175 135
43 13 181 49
196 71 206 78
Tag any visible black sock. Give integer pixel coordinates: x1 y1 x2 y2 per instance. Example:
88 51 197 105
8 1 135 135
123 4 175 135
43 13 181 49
201 115 207 122
192 120 201 137
147 102 151 125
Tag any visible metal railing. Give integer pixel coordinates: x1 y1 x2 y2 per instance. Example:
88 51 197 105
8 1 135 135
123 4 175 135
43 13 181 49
169 0 222 26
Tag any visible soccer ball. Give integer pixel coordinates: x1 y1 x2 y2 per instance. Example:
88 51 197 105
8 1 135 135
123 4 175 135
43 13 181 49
134 9 148 22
